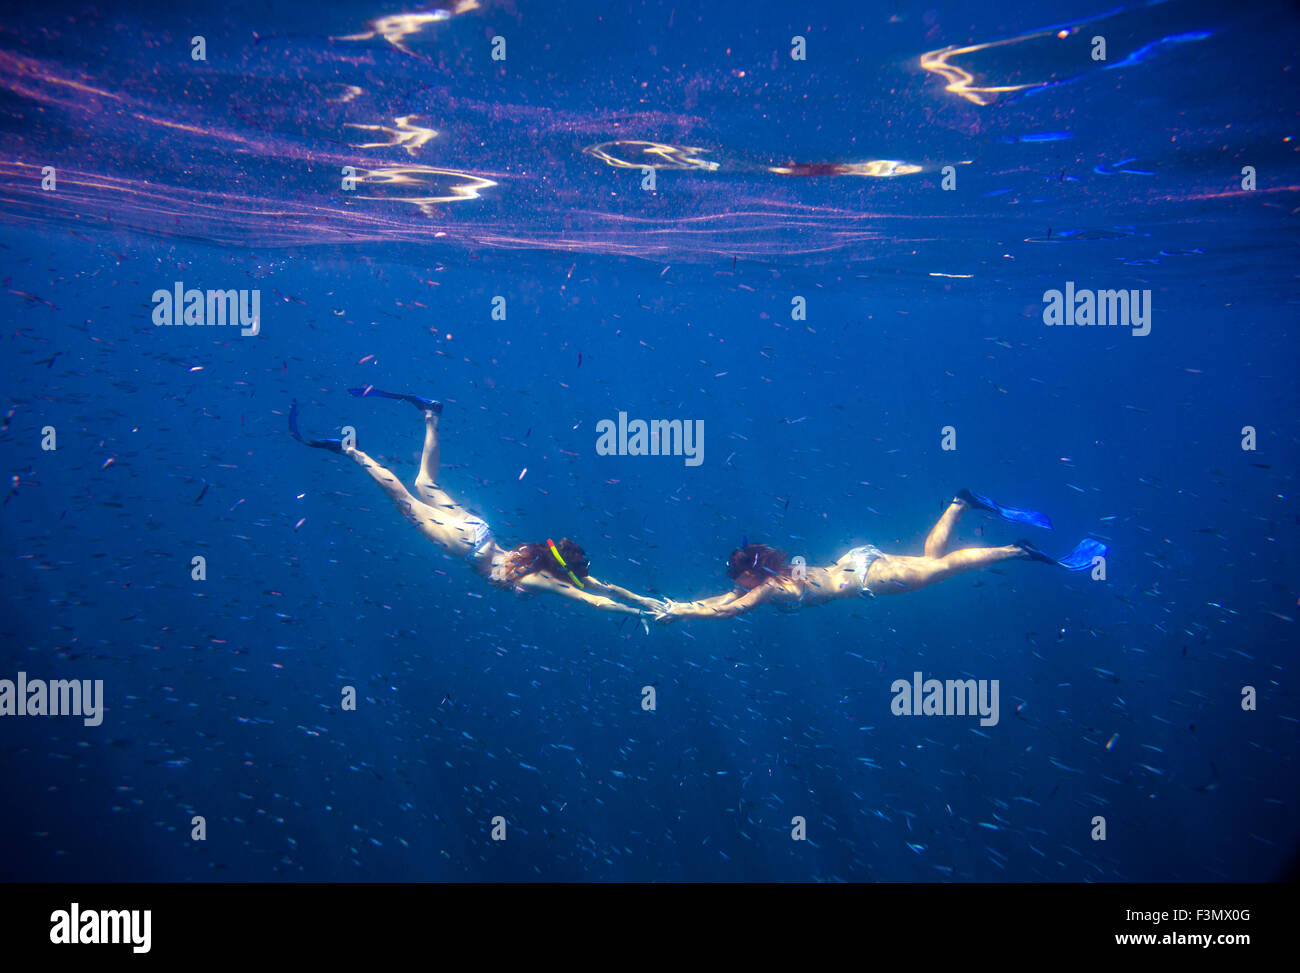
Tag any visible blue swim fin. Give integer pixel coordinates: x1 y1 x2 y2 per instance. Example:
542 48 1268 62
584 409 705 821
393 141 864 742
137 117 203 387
1017 537 1108 571
348 386 442 415
959 488 1054 530
1055 537 1109 572
288 400 344 453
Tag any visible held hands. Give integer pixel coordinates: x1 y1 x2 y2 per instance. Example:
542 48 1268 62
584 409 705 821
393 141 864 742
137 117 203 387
631 600 681 624
651 598 681 625
632 599 681 630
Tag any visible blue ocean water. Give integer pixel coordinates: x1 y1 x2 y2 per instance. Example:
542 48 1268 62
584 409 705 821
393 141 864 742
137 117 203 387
0 0 1296 882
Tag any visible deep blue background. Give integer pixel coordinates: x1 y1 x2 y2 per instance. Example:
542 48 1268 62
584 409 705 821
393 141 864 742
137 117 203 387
0 0 1297 880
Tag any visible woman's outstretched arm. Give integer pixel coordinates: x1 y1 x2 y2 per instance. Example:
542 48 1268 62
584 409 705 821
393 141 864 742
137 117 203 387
519 572 651 616
662 586 771 620
584 575 666 612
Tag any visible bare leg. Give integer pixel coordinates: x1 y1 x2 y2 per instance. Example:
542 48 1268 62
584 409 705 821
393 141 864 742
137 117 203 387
402 414 490 554
868 545 1026 593
924 498 967 558
414 410 454 507
346 446 430 527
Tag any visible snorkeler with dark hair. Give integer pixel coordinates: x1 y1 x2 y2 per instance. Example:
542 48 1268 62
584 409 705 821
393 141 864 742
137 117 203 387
657 489 1108 621
289 388 666 622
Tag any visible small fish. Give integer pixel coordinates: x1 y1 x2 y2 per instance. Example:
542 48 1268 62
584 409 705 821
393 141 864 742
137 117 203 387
293 517 306 531
577 352 582 368
7 289 58 310
194 482 208 504
518 467 527 481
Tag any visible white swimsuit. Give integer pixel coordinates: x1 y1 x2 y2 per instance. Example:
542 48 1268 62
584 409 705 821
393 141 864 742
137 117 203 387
463 517 494 562
847 545 885 595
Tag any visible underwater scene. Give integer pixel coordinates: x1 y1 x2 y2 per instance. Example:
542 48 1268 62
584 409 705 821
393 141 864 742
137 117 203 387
0 0 1297 883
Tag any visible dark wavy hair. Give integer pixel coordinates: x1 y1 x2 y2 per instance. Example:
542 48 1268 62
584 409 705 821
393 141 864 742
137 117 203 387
726 543 791 590
507 537 590 583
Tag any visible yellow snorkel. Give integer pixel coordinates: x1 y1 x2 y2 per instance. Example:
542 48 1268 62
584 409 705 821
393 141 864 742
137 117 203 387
547 538 585 588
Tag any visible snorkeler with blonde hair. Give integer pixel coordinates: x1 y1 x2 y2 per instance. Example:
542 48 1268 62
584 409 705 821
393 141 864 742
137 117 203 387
289 388 666 623
658 489 1108 621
